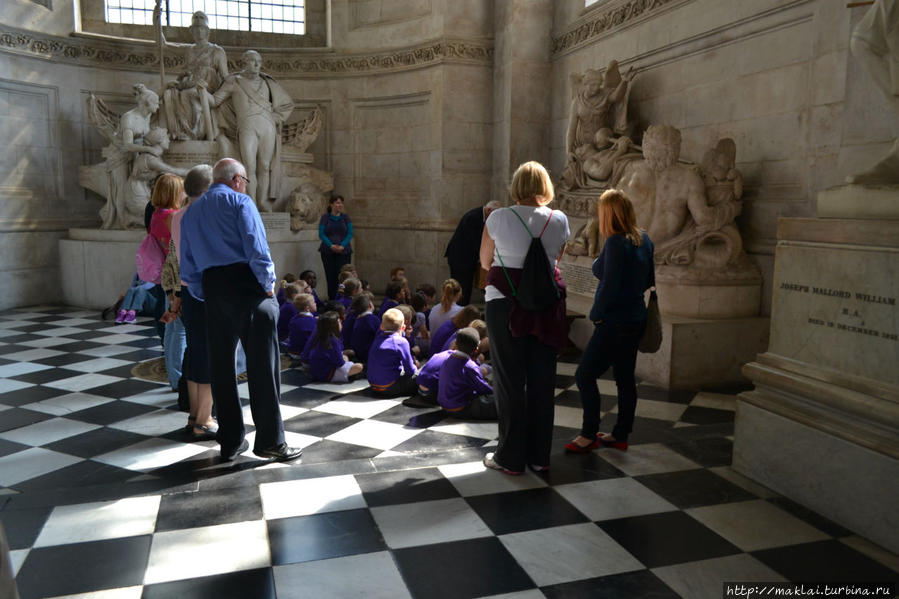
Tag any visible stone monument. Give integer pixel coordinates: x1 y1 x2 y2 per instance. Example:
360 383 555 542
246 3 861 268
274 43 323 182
733 0 899 553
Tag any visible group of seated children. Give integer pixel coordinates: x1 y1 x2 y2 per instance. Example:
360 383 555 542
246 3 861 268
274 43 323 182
275 265 495 420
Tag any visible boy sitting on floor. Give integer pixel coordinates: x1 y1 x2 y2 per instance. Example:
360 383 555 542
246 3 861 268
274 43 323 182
437 327 496 420
367 308 419 398
286 293 317 356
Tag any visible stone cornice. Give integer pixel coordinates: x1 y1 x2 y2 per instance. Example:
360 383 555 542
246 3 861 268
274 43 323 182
0 25 492 77
552 0 693 57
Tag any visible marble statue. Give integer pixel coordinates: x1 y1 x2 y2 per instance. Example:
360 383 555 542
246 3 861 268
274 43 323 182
81 84 185 229
615 125 744 269
288 182 326 232
562 61 637 191
154 10 228 141
846 0 899 184
207 50 294 210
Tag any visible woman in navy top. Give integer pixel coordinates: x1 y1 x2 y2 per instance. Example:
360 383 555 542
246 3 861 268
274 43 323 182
318 195 353 300
568 189 655 453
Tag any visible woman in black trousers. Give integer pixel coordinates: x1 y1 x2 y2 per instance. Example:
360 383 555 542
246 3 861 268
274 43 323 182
317 195 353 300
567 189 655 453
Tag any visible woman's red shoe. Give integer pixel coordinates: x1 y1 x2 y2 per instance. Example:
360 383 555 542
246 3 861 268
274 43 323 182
564 437 599 454
597 433 628 451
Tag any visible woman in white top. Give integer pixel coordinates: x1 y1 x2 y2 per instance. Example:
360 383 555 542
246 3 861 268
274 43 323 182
427 278 464 334
479 161 570 474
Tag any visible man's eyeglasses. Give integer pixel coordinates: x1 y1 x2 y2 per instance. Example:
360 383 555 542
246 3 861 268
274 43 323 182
237 175 250 184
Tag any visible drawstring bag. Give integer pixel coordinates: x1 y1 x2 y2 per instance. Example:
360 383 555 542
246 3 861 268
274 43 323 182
495 210 559 312
135 234 165 285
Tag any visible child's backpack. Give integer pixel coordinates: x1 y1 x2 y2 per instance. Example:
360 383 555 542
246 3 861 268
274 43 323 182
495 209 560 312
135 234 165 285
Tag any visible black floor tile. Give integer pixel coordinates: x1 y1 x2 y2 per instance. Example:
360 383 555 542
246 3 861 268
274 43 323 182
87 378 166 399
368 404 448 428
391 430 487 453
297 439 382 464
664 437 734 468
538 444 626 485
125 336 166 348
599 511 741 568
0 385 67 407
466 488 589 535
752 540 898 582
765 497 853 538
14 460 138 492
542 569 679 599
11 367 87 385
554 374 577 388
99 364 144 379
636 384 697 404
356 467 460 507
267 508 386 565
393 536 536 599
554 389 583 408
279 369 315 386
2 324 47 333
44 427 151 458
282 411 360 437
678 406 735 425
155 485 263 532
0 343 34 354
47 340 107 353
0 408 53 432
0 438 29 458
31 353 99 367
141 567 276 599
621 417 678 445
277 386 334 408
115 349 165 362
635 468 756 509
15 535 152 599
67 401 159 425
0 506 52 549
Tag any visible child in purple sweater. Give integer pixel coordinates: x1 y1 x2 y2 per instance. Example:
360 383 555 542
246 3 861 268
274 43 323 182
300 270 324 313
377 280 405 319
350 293 380 363
429 305 480 356
277 282 306 342
437 327 496 420
302 311 362 383
367 308 419 397
286 294 317 355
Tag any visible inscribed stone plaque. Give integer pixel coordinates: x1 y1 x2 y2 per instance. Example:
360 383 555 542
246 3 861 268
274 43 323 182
260 212 290 232
559 261 596 297
769 241 898 385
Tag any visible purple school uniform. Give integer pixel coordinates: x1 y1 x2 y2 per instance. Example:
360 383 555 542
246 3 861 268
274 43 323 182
311 288 325 313
277 302 298 341
276 287 286 306
337 294 352 310
378 298 399 318
429 319 457 356
341 310 358 347
287 313 316 353
301 334 346 382
367 330 416 391
441 331 459 353
350 312 380 361
437 352 493 411
417 350 453 392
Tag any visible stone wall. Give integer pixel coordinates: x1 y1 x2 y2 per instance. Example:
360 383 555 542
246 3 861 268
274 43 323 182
548 0 858 316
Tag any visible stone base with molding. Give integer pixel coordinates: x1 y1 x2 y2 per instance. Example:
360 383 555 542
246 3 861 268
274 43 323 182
60 226 323 309
569 314 770 390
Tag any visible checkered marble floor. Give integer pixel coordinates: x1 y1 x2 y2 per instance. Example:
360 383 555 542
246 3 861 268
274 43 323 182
1 306 896 598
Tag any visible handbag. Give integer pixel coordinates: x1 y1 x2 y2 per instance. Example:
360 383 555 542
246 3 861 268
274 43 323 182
135 234 165 285
638 288 662 353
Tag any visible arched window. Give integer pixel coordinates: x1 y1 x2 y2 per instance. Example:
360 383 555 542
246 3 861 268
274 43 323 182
104 0 306 35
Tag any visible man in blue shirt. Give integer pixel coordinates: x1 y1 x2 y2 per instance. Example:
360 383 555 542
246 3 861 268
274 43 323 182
180 158 301 462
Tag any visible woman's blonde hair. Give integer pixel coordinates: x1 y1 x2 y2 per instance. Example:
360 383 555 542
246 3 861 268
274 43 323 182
509 161 554 206
151 173 184 210
598 189 643 246
439 278 462 312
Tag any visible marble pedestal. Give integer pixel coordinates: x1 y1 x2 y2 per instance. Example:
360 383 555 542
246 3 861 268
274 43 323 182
60 227 323 309
734 215 899 553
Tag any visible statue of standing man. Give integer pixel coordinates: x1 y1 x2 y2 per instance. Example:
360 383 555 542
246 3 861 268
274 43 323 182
207 50 294 210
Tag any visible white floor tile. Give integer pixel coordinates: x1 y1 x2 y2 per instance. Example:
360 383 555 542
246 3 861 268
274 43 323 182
93 438 209 472
0 447 83 487
652 554 787 599
3 311 50 319
371 497 492 549
689 392 737 411
0 418 101 446
477 590 547 599
240 404 307 426
274 551 412 599
78 345 141 358
0 362 51 378
120 388 178 408
686 500 830 551
500 523 644 586
95 324 146 334
302 378 371 394
46 586 144 599
555 478 677 522
44 373 124 392
24 392 116 416
437 461 547 497
34 327 89 337
43 318 99 327
429 420 498 440
313 396 399 419
61 357 133 373
34 495 161 547
552 405 583 430
0 329 20 338
0 348 65 362
9 549 28 576
259 475 365 519
144 520 270 584
609 398 687 422
108 410 188 437
90 334 147 345
19 337 80 348
555 362 578 376
326 419 423 450
0 379 33 394
597 442 701 476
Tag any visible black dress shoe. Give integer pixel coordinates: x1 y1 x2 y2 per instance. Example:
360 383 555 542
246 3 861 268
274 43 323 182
220 439 249 462
253 443 303 462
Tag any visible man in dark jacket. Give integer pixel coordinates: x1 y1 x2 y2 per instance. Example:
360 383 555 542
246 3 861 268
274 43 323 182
444 201 501 305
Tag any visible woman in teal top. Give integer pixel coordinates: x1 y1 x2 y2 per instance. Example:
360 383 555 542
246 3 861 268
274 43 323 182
318 195 353 300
